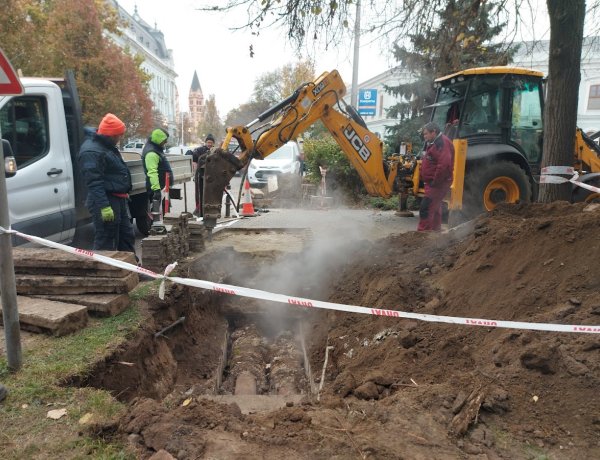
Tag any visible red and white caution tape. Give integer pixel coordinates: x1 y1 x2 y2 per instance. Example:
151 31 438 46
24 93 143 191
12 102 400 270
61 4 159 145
540 167 600 194
1 226 599 334
541 166 575 176
0 225 174 296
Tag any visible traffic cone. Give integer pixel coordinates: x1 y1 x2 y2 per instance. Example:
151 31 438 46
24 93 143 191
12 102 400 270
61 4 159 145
241 178 256 217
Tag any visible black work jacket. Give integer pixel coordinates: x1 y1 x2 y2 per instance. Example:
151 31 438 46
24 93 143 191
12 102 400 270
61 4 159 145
78 134 132 210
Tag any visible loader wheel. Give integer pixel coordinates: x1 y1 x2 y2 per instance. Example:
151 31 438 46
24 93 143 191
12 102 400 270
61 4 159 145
466 161 531 213
571 177 600 203
584 193 600 203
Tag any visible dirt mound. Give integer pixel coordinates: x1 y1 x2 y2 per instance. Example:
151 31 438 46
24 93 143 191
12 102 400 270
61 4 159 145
314 201 600 458
87 202 600 458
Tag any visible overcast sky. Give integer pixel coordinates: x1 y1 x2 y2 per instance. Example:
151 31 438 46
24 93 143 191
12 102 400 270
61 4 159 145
116 0 400 116
115 0 559 117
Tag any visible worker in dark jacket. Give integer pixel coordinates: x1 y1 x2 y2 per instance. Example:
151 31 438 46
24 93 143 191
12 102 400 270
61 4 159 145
78 113 136 254
141 128 174 217
191 133 215 216
418 122 455 231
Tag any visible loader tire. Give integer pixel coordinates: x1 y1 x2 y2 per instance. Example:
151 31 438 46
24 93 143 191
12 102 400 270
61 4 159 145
464 161 531 215
571 177 600 203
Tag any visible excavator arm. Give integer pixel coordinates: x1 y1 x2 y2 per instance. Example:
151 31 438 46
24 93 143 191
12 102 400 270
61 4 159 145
202 70 398 232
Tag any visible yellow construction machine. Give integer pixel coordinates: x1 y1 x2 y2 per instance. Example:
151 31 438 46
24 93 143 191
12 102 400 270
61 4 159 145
426 66 600 224
202 67 600 232
201 69 402 232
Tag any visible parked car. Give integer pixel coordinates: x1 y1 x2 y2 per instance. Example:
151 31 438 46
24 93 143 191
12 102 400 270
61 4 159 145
123 140 144 153
247 141 301 187
167 145 193 155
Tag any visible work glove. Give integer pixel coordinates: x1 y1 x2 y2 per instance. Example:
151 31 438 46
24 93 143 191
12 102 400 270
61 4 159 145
152 190 162 201
100 206 115 222
419 197 431 220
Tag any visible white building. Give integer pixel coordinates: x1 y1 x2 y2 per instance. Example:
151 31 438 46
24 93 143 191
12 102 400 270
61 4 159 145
350 37 600 136
109 1 178 137
345 68 412 139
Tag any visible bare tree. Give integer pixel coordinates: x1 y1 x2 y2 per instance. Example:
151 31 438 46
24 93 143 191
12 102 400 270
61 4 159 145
538 0 586 202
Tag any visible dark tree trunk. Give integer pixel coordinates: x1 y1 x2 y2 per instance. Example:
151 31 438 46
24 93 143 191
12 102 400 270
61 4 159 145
538 0 586 203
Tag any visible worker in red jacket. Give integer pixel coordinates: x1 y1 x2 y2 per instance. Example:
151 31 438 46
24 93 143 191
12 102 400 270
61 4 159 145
418 122 455 231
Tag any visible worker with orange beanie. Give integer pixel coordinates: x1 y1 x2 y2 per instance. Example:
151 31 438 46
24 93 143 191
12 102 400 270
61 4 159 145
78 113 136 256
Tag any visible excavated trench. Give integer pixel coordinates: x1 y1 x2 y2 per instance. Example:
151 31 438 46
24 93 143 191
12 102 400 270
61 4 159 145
66 205 600 459
74 229 325 413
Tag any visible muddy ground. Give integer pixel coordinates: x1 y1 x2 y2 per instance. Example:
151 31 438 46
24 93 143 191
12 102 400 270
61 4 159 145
78 203 600 459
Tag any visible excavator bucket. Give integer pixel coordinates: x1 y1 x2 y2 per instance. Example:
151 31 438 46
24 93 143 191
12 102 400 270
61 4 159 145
202 148 243 232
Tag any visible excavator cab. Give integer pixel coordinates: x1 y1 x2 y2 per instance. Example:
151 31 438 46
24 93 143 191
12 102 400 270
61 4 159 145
428 67 546 219
431 67 545 163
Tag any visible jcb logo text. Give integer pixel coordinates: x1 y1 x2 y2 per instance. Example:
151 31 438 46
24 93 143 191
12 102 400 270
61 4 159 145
344 125 371 162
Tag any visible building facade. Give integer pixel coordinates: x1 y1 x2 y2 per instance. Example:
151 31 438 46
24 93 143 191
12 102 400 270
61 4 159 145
109 1 178 138
345 68 412 140
512 37 600 132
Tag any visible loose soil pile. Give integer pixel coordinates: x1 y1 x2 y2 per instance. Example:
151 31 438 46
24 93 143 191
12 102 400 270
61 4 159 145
86 202 600 459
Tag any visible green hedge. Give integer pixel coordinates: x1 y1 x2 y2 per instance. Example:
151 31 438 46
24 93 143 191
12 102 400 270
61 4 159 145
303 135 365 199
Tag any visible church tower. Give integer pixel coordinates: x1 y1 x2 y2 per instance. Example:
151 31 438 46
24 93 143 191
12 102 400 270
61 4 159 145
189 71 205 139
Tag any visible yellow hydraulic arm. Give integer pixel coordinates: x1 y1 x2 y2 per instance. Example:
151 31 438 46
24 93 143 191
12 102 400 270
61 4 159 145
203 70 397 231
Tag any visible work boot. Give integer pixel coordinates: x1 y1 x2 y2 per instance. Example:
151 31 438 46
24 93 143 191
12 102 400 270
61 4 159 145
0 383 8 403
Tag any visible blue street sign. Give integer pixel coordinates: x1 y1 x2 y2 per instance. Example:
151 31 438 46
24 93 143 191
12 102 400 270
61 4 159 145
358 88 377 116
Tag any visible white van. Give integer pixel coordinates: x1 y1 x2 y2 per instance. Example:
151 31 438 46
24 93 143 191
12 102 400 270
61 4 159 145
247 141 301 187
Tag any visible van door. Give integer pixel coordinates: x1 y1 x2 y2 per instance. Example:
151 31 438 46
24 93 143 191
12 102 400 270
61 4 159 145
1 89 72 242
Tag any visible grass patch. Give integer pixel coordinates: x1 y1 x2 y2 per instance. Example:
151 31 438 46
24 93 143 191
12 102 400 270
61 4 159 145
128 278 162 301
0 302 144 459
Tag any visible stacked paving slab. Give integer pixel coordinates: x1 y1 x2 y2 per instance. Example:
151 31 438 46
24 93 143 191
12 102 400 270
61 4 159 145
4 249 139 336
141 212 200 273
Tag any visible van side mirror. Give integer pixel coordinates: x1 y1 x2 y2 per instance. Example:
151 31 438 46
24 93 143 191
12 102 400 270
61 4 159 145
2 139 17 178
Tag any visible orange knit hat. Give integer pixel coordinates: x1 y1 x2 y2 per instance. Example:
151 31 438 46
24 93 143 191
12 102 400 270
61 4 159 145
97 113 126 136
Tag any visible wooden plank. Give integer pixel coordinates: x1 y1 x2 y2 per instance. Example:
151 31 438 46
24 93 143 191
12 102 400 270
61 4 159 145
30 293 130 317
0 296 88 336
16 272 139 295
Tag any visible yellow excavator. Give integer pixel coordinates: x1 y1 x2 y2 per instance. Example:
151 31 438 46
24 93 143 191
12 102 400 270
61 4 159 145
202 67 600 233
201 69 400 232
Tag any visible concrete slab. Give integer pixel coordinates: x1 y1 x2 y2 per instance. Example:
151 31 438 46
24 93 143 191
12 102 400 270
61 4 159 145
200 394 304 415
16 272 139 295
31 293 130 317
211 208 419 241
0 296 88 336
12 249 137 277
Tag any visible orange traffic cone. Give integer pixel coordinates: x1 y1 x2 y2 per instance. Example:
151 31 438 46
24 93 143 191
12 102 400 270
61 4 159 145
241 178 256 217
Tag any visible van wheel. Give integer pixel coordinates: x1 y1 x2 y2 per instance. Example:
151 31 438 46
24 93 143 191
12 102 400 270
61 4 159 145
136 214 152 236
465 161 531 214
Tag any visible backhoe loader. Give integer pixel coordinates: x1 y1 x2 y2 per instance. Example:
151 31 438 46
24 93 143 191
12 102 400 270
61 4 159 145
200 69 402 233
426 66 600 224
201 67 600 233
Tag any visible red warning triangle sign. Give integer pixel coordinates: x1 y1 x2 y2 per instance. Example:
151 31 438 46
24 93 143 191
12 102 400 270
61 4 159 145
0 48 23 96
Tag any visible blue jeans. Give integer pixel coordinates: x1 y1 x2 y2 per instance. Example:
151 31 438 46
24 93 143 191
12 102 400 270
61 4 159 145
91 195 136 255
